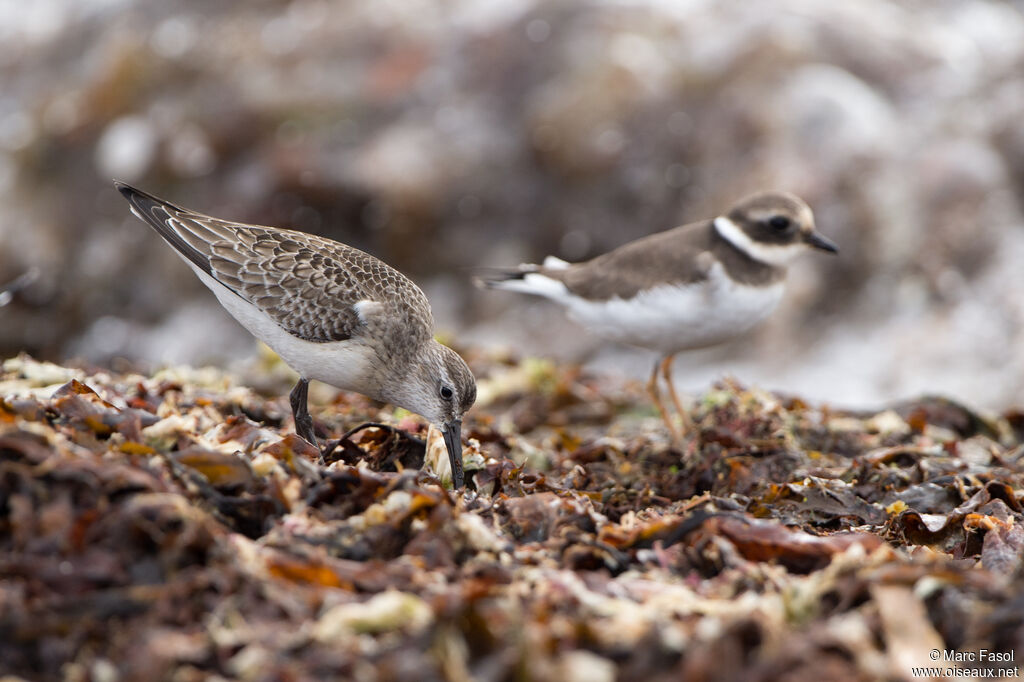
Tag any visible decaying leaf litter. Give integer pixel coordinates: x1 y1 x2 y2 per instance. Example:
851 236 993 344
1 351 1023 681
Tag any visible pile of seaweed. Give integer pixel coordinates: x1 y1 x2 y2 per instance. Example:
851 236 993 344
2 353 1023 681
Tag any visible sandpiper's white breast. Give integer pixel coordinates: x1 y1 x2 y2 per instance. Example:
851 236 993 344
192 268 379 395
558 263 785 354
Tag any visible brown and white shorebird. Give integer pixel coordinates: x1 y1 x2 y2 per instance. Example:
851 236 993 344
480 192 837 443
116 182 476 487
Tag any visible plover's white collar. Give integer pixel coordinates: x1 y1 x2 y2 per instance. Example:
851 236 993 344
713 216 809 266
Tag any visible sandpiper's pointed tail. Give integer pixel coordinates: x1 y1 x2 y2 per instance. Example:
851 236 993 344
114 181 217 276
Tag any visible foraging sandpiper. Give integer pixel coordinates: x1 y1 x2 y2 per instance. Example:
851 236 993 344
117 182 476 487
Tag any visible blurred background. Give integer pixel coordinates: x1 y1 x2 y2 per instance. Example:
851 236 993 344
1 0 1023 410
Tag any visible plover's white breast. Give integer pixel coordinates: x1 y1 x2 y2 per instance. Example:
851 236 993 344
530 263 785 354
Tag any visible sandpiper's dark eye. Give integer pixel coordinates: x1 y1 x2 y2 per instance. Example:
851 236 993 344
769 215 791 230
440 385 454 400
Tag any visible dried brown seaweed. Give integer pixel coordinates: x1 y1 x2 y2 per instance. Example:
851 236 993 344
1 355 1023 680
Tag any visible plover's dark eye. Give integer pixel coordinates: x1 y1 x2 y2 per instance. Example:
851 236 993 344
440 385 454 400
769 215 791 230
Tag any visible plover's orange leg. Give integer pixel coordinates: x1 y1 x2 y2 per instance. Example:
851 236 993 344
648 357 682 446
660 354 693 435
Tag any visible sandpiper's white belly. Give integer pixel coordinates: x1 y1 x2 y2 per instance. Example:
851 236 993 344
193 268 379 394
541 264 784 354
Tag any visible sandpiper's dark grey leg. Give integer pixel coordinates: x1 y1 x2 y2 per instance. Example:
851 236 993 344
289 378 319 451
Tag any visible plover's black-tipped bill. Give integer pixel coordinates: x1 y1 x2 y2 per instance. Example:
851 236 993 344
442 421 465 489
805 231 839 253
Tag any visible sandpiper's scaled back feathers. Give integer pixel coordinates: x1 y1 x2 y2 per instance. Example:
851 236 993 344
480 191 836 444
116 181 476 487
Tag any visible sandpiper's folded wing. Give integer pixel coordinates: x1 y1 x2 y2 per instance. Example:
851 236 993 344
116 181 432 344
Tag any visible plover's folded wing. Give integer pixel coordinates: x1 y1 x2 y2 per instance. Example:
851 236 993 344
549 227 716 301
116 182 431 344
478 224 717 302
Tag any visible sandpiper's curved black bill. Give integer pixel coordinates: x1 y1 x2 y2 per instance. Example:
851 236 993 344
805 231 839 253
442 421 465 489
